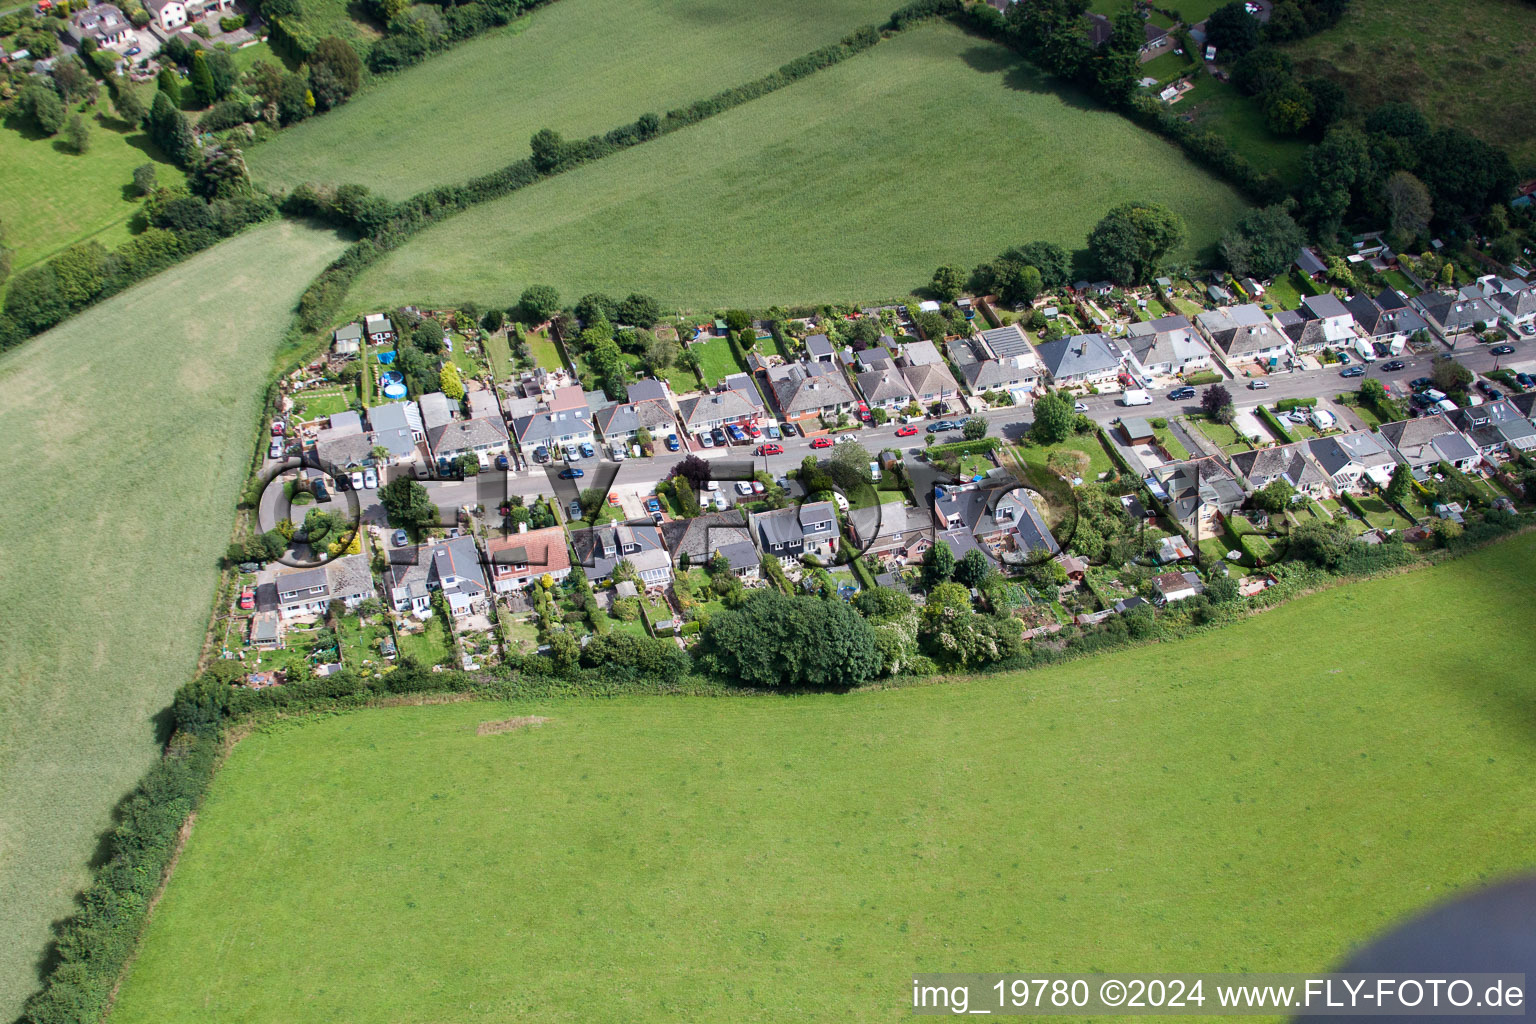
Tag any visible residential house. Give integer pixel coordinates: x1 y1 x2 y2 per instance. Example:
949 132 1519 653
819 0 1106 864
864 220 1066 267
932 483 1058 562
854 366 915 411
388 536 488 617
1343 288 1429 349
1379 415 1483 473
847 501 935 564
1152 570 1204 604
678 387 760 437
417 391 455 433
901 360 960 409
1229 443 1328 498
767 362 858 424
856 346 895 373
1196 304 1290 366
1141 20 1168 51
1036 333 1122 388
249 611 281 649
1284 292 1360 354
364 313 396 345
660 510 760 578
332 322 363 356
752 502 839 564
900 339 945 366
1147 457 1246 534
146 0 186 29
1416 291 1501 339
1307 431 1397 493
319 401 420 469
1085 11 1113 46
274 554 374 621
429 415 510 468
1452 401 1536 456
950 324 1046 399
593 386 678 446
1121 315 1214 377
720 373 767 415
512 386 594 456
572 521 673 586
1295 247 1328 279
484 526 572 593
804 333 837 363
1485 278 1536 329
67 4 131 48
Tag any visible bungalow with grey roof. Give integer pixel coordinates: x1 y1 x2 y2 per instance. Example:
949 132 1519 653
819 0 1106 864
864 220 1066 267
1147 457 1246 533
948 324 1045 399
1036 333 1122 388
1121 315 1213 377
67 5 132 48
512 395 594 455
429 416 509 467
855 366 915 410
767 362 858 423
1307 431 1396 493
847 501 934 563
677 387 759 436
1416 291 1500 340
1196 304 1290 366
1343 289 1428 348
660 510 760 578
1379 415 1482 473
1229 443 1328 498
389 535 489 617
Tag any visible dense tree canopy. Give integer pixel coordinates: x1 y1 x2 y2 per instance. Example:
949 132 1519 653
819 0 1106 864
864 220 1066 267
518 284 561 323
1205 2 1260 56
698 590 880 688
1030 392 1075 445
1219 204 1305 279
1086 202 1184 285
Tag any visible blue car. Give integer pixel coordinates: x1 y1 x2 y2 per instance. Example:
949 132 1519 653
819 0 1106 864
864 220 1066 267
392 530 409 547
665 435 680 451
559 467 584 479
1340 365 1365 378
579 442 595 459
931 420 959 432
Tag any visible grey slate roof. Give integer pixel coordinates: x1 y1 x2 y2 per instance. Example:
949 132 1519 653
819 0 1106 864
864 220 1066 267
1036 333 1121 380
1197 304 1288 358
1229 442 1326 492
660 510 756 569
769 363 858 416
418 391 455 432
1123 315 1210 369
513 406 593 447
1307 431 1393 479
678 388 757 428
428 416 509 457
754 502 837 548
856 366 913 405
901 360 959 399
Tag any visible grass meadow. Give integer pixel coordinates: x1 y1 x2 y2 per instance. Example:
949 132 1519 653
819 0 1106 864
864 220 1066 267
0 87 185 276
350 23 1249 311
109 535 1536 1023
0 220 346 1021
1287 0 1536 171
245 0 901 199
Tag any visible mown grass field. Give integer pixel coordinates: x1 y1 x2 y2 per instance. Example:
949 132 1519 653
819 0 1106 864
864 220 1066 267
0 88 185 276
246 0 901 199
1287 0 1536 171
110 535 1536 1023
350 24 1249 311
0 220 346 1021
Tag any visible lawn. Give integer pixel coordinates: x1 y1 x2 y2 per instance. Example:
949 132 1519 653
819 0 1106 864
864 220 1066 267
688 336 742 387
291 386 353 420
397 614 452 667
1176 74 1309 186
349 24 1249 310
1192 415 1254 454
0 86 186 276
1355 495 1412 532
482 330 514 380
1381 269 1420 296
524 328 564 373
108 536 1536 1023
1140 49 1193 84
1285 0 1536 171
338 615 392 671
246 0 901 198
1015 435 1116 484
0 219 345 1020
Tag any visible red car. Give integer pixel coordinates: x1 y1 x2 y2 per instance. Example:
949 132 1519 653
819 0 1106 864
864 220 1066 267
747 423 762 438
810 437 833 449
895 425 919 437
238 588 255 610
754 443 783 456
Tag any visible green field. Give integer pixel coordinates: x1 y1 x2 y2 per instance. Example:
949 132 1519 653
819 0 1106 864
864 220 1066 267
109 535 1536 1022
0 87 185 275
1176 74 1309 185
1287 0 1536 172
350 24 1249 311
246 0 900 199
0 220 346 1021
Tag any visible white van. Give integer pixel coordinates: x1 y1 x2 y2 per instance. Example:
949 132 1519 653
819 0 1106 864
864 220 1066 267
609 440 627 461
1121 389 1152 407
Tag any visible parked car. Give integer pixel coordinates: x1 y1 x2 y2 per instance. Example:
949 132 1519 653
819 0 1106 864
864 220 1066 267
835 433 860 444
754 443 783 456
1477 381 1503 399
1167 386 1196 401
1409 377 1433 391
268 440 285 459
747 423 762 438
1379 360 1406 372
495 454 510 470
568 499 583 519
701 432 716 448
1339 365 1366 378
1073 401 1089 413
780 422 798 437
931 420 959 431
349 471 365 490
392 529 409 547
1491 344 1515 356
644 497 662 514
532 446 550 463
608 493 621 505
895 425 918 437
559 467 584 479
810 437 833 449
711 428 729 447
311 477 330 502
665 435 681 451
1248 379 1271 389
125 45 140 55
735 481 754 495
564 444 581 462
765 424 781 440
238 588 255 610
726 424 748 444
363 468 378 489
1516 372 1535 389
579 441 596 459
752 481 765 494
